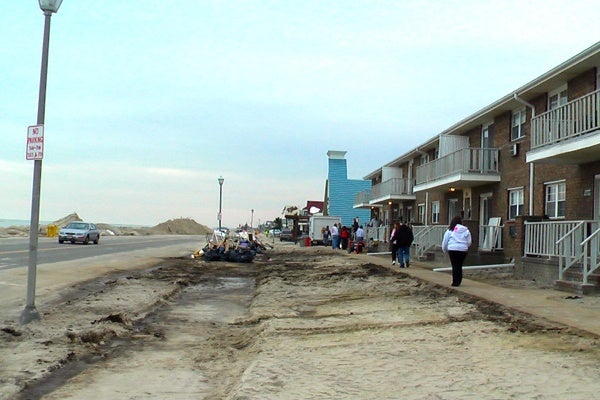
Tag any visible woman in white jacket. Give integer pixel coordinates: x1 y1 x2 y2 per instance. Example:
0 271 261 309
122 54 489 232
441 216 472 287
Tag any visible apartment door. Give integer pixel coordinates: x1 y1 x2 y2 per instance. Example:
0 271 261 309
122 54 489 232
595 175 600 221
448 199 458 224
481 124 494 172
480 193 492 225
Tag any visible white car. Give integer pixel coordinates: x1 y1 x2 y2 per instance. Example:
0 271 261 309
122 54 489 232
58 222 100 244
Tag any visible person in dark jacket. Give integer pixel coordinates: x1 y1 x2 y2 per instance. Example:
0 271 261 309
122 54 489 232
340 226 350 250
393 221 414 268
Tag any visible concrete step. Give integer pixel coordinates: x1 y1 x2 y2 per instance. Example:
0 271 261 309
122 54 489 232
554 279 600 295
564 270 600 285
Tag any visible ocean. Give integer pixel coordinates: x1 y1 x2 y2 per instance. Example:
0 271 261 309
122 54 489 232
0 219 53 228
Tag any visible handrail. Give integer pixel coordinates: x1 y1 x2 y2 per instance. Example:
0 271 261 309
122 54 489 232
581 226 600 284
556 221 585 245
580 226 600 246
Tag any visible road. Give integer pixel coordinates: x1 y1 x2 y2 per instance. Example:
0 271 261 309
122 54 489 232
0 235 204 323
0 235 204 271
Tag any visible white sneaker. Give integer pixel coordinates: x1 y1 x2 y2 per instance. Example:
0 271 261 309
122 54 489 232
392 261 395 265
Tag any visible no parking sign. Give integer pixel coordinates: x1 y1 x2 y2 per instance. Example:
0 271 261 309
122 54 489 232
26 125 44 160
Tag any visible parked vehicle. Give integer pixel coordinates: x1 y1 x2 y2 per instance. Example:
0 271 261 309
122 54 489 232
308 216 341 245
270 228 281 237
280 228 298 242
58 222 100 244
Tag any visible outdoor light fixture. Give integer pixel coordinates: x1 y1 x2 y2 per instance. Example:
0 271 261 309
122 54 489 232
449 187 456 192
39 0 63 13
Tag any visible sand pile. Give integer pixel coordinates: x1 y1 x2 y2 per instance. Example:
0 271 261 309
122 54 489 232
0 214 212 238
149 218 212 235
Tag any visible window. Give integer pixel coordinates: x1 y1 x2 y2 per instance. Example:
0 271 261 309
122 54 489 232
511 109 526 141
545 181 566 219
548 86 568 110
508 188 524 220
431 201 440 224
417 204 425 224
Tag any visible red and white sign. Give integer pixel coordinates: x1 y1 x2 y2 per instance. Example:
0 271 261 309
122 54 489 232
26 125 44 160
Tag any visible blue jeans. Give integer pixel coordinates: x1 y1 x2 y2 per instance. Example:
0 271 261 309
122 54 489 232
332 235 340 249
397 246 410 265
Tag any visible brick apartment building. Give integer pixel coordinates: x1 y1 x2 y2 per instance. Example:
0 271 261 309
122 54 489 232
354 42 600 293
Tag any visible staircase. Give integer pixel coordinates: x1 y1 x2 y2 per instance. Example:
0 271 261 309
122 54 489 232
555 222 600 295
555 268 600 295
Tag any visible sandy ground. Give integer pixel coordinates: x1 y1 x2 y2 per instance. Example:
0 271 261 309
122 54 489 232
1 243 599 399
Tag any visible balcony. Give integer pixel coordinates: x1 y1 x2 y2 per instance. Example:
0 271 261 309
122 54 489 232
528 89 600 164
369 178 414 204
353 190 371 208
414 147 500 192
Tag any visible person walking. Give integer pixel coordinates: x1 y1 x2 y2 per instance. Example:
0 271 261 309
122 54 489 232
441 216 472 287
395 221 414 268
356 225 365 243
389 222 400 265
340 226 350 250
331 223 340 250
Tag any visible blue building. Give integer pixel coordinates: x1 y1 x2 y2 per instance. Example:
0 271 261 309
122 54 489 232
326 150 371 228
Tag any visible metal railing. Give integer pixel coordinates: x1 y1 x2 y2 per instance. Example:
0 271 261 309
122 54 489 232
370 178 412 199
353 190 371 207
581 225 600 284
523 220 587 257
531 89 600 149
365 226 388 243
556 221 588 280
415 147 499 185
526 220 600 284
413 225 447 259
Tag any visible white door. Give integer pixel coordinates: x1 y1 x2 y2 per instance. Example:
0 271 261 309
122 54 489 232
448 199 458 224
595 175 600 221
480 194 491 225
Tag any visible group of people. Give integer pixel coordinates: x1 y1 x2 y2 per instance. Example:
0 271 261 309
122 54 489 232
324 218 365 250
389 216 472 287
323 215 472 288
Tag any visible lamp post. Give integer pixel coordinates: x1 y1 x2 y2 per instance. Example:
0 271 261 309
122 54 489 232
250 209 254 230
21 0 64 324
217 176 224 231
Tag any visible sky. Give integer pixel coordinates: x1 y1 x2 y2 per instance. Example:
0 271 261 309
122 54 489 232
1 1 599 228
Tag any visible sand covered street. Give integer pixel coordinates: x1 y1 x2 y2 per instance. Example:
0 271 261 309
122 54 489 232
2 244 599 399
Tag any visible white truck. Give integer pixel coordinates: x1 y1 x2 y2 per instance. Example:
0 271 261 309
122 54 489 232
308 216 341 246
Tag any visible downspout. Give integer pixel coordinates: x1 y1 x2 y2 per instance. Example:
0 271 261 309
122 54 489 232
425 191 429 226
513 93 536 215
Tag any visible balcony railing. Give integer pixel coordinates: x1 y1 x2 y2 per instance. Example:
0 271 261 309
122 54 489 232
353 190 371 207
531 89 600 149
415 147 499 185
371 178 412 200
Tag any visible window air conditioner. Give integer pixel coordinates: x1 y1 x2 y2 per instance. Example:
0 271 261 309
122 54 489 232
510 143 518 156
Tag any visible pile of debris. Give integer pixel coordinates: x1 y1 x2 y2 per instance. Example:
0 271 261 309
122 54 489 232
193 231 270 263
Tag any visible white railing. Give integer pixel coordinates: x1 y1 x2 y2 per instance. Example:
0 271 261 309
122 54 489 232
581 226 600 284
415 148 499 185
526 220 600 285
531 89 600 149
371 178 412 199
523 220 586 257
354 190 371 207
365 226 388 244
556 221 588 280
413 225 447 259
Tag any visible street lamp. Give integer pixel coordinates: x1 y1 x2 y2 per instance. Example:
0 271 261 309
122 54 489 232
251 209 254 229
20 0 63 325
217 176 224 231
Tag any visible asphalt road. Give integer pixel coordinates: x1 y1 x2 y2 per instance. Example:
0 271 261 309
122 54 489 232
0 235 204 271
